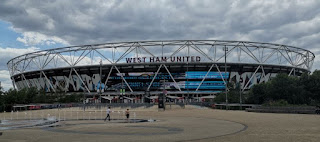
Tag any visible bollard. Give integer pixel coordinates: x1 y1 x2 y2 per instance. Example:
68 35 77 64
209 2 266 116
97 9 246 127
118 111 120 120
64 110 66 121
82 111 84 120
122 111 125 120
100 109 102 119
112 110 115 120
58 111 61 121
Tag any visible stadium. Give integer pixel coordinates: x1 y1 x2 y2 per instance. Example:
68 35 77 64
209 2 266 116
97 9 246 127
7 40 315 103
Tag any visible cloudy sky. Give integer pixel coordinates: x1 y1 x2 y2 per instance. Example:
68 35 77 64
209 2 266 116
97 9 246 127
0 0 320 90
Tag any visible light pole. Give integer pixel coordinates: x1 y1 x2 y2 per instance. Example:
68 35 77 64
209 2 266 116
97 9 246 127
239 82 242 110
223 46 228 110
187 62 189 102
99 59 102 103
121 75 124 103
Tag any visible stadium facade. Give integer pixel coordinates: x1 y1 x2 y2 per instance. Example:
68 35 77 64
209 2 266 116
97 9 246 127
7 40 315 102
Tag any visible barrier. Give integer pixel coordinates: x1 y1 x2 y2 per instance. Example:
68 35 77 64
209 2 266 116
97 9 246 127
246 106 318 114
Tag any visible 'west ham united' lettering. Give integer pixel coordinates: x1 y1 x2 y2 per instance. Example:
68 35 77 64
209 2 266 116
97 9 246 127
126 56 201 63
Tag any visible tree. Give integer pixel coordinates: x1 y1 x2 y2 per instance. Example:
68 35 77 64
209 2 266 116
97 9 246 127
246 73 319 105
214 82 243 104
0 85 4 112
266 74 303 104
3 89 18 111
246 82 269 104
302 70 320 105
0 85 3 95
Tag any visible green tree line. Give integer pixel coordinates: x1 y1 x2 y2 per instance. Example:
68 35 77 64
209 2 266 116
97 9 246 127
0 87 83 112
215 71 320 106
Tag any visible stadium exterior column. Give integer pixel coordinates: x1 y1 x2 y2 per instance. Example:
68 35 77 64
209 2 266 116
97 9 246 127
11 77 16 90
21 73 30 88
72 68 90 93
114 66 133 92
223 46 228 109
99 59 102 103
64 69 73 92
242 65 261 91
41 71 56 93
196 64 215 91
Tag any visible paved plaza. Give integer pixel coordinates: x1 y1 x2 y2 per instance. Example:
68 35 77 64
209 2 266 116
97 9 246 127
0 105 319 142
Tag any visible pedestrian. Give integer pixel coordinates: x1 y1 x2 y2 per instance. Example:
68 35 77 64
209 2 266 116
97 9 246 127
104 107 111 121
125 109 130 122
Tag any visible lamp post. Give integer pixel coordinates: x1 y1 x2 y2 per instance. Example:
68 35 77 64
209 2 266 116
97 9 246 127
99 59 102 103
121 75 124 103
0 81 2 94
223 46 228 110
239 82 242 110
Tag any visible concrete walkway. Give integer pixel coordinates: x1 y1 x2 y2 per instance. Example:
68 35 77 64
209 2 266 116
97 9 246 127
0 106 319 142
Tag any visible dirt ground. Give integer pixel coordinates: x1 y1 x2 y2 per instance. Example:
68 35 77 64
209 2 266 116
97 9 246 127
0 105 319 142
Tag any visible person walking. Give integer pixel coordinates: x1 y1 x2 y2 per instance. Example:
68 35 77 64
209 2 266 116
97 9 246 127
104 107 111 121
125 109 130 122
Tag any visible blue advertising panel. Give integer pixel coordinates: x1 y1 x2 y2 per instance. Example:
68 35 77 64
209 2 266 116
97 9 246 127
186 71 229 79
184 81 226 89
106 71 228 90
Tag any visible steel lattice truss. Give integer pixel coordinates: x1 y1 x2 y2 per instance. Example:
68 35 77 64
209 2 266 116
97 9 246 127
7 40 315 93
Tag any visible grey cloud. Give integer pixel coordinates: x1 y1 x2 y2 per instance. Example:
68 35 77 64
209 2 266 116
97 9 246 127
0 47 39 70
0 0 320 70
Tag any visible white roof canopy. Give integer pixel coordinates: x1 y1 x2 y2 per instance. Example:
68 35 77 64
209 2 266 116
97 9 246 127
200 95 216 99
166 96 182 99
123 96 134 100
101 96 113 101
